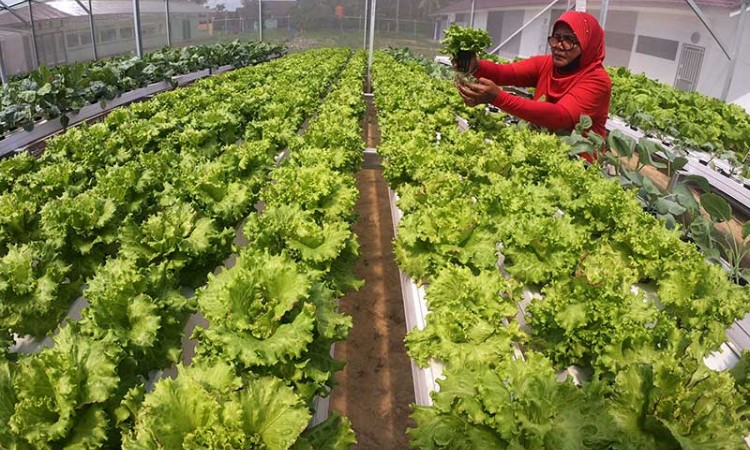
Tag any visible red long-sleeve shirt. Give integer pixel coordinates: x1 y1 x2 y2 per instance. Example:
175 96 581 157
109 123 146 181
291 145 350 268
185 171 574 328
474 56 611 140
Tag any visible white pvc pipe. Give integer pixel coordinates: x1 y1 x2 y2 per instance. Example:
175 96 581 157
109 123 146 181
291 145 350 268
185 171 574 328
721 0 748 100
363 0 368 51
599 0 609 30
367 0 376 87
258 0 263 40
133 0 143 57
0 42 7 85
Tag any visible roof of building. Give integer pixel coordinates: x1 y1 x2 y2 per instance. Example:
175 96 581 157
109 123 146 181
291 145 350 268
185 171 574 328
0 0 210 27
432 0 743 15
0 2 69 26
48 0 211 15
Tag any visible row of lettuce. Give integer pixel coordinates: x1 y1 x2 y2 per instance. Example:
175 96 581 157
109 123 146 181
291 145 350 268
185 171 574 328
373 52 750 448
607 66 750 164
0 40 284 136
0 48 363 449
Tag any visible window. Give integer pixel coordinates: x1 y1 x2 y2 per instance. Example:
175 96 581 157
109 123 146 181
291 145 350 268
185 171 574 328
80 31 92 46
635 35 679 61
66 32 80 48
142 25 158 37
100 28 117 42
120 26 134 39
606 31 635 52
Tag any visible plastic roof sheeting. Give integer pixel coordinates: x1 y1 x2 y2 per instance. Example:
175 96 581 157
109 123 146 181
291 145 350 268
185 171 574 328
0 0 211 15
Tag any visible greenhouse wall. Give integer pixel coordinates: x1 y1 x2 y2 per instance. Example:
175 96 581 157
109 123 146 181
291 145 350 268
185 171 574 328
434 0 750 109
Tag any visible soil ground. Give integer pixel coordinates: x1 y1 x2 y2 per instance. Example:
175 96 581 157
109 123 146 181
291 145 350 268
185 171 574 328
328 88 415 448
329 168 416 449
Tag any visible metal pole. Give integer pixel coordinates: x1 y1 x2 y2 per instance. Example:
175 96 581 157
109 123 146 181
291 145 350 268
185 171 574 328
395 0 400 33
28 0 39 68
258 0 263 40
133 0 143 57
363 0 369 51
367 0 376 87
491 0 561 55
721 0 748 100
684 0 732 59
165 0 172 46
0 42 8 85
88 0 97 59
599 0 609 30
470 0 475 27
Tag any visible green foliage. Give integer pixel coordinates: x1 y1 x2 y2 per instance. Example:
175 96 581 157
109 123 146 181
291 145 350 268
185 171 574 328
123 361 311 450
440 24 493 56
0 48 361 448
410 355 613 449
607 66 750 161
0 40 285 136
373 51 750 448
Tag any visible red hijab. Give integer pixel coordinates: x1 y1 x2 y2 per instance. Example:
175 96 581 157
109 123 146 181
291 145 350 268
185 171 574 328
545 11 606 100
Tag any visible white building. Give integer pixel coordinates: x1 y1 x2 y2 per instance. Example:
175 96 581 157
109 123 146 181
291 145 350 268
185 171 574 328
0 0 212 76
432 0 750 109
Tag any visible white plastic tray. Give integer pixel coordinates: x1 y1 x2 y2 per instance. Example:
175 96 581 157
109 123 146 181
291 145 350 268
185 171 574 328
387 186 444 406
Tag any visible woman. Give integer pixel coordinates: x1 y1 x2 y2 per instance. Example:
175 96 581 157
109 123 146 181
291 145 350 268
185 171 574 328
457 11 611 146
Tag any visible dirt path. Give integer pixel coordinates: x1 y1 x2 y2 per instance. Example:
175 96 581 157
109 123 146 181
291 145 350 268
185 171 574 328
329 168 416 449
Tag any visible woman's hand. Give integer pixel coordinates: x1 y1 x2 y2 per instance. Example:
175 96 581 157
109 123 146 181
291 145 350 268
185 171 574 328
457 78 500 107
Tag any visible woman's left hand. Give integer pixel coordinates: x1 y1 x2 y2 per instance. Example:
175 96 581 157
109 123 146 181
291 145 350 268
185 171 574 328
457 78 500 106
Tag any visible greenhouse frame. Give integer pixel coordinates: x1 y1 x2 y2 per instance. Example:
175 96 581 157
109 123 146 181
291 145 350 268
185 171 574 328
2 0 750 448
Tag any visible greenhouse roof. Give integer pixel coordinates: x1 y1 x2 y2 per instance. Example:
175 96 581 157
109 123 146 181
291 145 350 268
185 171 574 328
0 2 67 26
0 0 210 19
433 0 744 15
46 0 211 15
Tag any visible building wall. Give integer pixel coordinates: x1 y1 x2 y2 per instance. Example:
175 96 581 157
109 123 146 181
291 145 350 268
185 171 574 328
0 13 210 76
614 6 748 104
444 3 750 108
0 34 31 75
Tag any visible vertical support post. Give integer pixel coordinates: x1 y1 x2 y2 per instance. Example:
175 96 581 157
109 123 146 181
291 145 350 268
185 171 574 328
363 0 369 50
721 0 748 101
28 0 39 68
0 42 8 85
165 0 172 47
133 0 143 57
434 20 438 40
599 0 609 29
470 0 475 27
367 0 376 87
395 0 400 33
258 0 263 40
87 0 97 60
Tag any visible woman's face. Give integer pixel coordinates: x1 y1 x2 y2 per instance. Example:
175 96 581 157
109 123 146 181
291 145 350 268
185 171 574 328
550 23 582 68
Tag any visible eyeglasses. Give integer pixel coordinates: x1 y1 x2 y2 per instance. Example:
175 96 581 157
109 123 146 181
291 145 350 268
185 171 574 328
548 34 579 51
